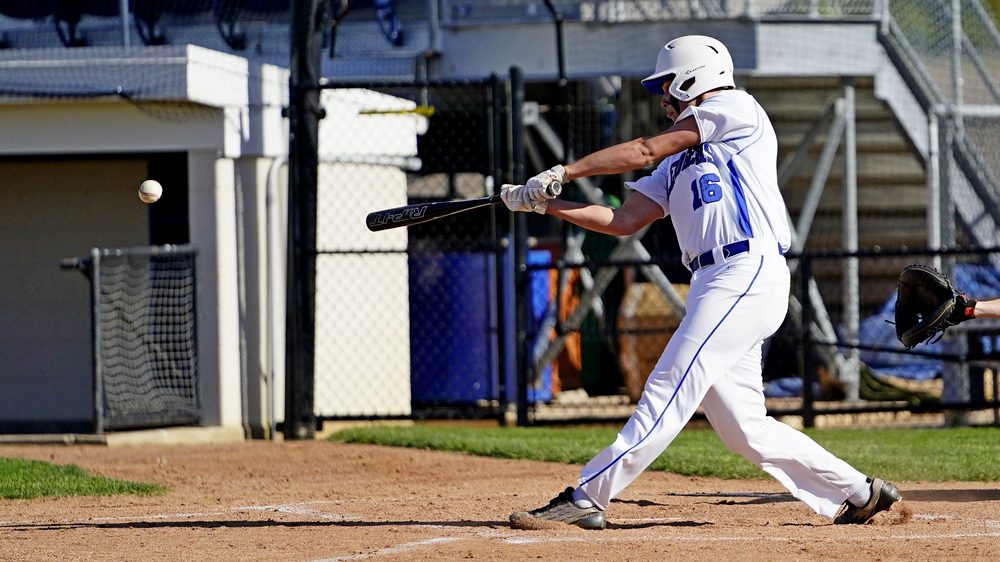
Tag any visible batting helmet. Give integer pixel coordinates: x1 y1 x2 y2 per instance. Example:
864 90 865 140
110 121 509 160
640 35 735 101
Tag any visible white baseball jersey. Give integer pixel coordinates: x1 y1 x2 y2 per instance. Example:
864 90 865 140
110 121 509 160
574 89 872 520
625 89 791 267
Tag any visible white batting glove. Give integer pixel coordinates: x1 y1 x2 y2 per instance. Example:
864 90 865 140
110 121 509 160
526 165 566 198
501 184 548 214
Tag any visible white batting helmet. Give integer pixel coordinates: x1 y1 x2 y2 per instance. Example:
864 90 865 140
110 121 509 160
640 35 735 101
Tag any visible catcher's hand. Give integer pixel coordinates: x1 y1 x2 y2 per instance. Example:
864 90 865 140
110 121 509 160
895 264 977 349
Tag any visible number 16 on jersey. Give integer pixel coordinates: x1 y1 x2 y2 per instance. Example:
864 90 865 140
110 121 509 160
691 173 722 210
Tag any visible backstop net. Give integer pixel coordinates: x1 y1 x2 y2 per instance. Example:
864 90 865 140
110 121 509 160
86 245 200 432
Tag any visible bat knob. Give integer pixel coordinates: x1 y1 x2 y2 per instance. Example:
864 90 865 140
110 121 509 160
547 181 562 197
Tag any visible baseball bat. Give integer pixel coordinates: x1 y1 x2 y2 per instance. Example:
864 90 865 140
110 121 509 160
365 181 562 232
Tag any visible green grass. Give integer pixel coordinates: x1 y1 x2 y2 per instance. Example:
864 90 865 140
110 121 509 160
331 425 1000 482
0 457 165 500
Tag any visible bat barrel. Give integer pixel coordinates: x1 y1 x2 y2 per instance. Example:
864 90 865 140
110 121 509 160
366 195 499 232
365 181 563 232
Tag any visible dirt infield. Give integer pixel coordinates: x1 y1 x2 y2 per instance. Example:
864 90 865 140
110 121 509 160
1 440 999 561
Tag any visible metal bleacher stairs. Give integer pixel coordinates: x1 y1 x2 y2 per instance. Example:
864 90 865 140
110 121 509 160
750 76 927 251
748 75 928 313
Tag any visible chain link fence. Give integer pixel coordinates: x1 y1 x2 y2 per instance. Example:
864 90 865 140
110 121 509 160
305 1 1000 428
313 79 517 420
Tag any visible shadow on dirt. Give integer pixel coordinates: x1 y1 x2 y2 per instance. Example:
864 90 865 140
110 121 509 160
0 519 511 531
896 489 1000 502
616 491 798 505
607 520 712 530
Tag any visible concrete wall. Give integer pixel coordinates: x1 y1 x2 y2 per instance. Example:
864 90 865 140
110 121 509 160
0 158 147 430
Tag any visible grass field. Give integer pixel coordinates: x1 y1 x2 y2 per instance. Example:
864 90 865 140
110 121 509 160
1 425 997 502
331 424 1000 482
0 457 164 499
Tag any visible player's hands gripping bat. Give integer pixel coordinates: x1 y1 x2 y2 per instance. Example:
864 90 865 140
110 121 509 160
366 181 561 231
894 264 977 348
526 165 566 193
500 182 561 214
498 165 567 214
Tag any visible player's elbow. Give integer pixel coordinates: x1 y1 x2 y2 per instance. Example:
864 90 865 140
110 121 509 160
605 211 644 236
632 139 660 168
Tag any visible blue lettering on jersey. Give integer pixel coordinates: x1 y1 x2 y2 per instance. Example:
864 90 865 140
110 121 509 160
667 145 717 197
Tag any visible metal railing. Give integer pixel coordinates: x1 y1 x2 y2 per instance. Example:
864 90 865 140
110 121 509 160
438 0 883 24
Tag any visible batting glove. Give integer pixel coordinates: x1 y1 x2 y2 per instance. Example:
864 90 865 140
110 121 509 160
501 184 548 214
525 165 566 198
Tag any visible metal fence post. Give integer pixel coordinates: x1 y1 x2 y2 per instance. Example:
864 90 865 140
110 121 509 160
491 73 514 425
90 247 104 434
511 66 530 427
118 0 130 47
842 78 860 401
285 0 325 439
800 255 816 428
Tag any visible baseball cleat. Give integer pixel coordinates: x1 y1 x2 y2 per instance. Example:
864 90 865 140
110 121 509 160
834 477 901 524
509 487 606 530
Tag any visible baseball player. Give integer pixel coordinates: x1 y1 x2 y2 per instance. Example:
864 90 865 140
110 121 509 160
503 35 900 529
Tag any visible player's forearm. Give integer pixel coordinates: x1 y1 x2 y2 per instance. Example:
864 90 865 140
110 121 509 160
974 298 1000 318
562 119 700 181
562 140 660 181
545 199 633 236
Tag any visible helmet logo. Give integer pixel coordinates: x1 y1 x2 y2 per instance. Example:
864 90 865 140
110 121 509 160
685 65 706 75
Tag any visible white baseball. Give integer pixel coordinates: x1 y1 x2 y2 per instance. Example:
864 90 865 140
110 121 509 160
138 180 163 204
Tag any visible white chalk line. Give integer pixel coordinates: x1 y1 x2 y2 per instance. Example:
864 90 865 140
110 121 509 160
497 529 1000 545
311 538 461 562
305 518 1000 561
0 500 355 527
306 512 1000 560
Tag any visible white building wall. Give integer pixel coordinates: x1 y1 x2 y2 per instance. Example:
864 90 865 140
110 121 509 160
188 152 244 428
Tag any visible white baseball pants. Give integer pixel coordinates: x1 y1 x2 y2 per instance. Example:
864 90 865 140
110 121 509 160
576 253 870 519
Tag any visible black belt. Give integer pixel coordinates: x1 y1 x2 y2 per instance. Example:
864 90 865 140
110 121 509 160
688 240 751 272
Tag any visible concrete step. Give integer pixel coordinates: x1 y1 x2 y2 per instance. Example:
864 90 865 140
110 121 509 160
320 20 432 82
784 184 928 213
782 153 924 185
776 130 913 153
322 53 421 82
330 19 431 56
801 213 926 248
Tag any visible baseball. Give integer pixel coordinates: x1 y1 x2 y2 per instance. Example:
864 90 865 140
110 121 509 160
138 180 162 204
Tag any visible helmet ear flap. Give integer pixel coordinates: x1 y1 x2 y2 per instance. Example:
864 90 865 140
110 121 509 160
660 73 676 93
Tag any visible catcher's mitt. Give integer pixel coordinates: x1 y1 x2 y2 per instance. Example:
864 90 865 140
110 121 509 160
895 264 977 349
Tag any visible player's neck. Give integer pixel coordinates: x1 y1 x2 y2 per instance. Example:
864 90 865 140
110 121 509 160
683 89 728 112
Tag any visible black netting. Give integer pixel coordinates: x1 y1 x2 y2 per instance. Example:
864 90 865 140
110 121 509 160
95 246 200 430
